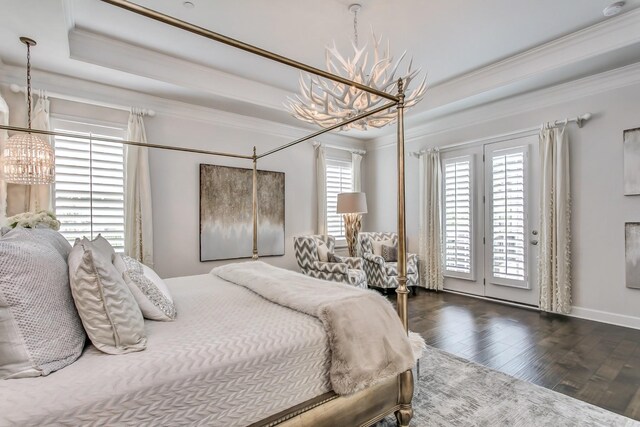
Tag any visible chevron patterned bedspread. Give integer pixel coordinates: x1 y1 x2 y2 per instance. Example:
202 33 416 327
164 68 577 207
0 274 331 427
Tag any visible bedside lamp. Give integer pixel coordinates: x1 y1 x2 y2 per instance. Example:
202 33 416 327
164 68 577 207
337 192 368 257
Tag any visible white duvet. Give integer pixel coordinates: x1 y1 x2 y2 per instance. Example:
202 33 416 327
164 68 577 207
0 274 331 427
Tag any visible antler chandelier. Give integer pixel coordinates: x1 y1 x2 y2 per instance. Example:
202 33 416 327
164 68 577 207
286 4 426 131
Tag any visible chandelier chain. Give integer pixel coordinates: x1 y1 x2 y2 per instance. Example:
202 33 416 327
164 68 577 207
353 7 359 48
26 42 32 130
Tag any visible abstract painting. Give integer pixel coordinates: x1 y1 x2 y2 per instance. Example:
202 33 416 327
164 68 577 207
623 128 640 196
200 164 285 261
626 223 640 290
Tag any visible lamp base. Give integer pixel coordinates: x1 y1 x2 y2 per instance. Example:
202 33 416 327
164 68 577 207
343 213 362 257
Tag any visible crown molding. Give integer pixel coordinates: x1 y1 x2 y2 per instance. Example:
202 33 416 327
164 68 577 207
68 28 292 113
417 8 640 115
370 61 640 151
0 64 362 147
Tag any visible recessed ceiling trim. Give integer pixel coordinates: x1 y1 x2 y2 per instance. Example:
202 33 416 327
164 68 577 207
68 28 292 113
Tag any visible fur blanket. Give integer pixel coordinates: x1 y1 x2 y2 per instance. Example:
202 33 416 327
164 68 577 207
212 261 423 395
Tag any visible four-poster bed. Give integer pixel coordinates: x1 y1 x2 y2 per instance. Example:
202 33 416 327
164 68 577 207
0 1 416 425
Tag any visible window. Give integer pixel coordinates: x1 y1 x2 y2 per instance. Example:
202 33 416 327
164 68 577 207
326 159 353 240
52 118 126 251
443 156 473 278
490 149 526 283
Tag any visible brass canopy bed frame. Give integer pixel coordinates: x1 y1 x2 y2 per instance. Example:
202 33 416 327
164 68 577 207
0 1 415 425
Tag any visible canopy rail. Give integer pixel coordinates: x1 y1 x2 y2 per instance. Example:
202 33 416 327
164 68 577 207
257 101 397 159
0 124 253 159
100 0 399 103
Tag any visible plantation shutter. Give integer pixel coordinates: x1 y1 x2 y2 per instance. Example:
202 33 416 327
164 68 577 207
443 157 473 277
326 159 352 239
491 150 526 282
52 118 126 252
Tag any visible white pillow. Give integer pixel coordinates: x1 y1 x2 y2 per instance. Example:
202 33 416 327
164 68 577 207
372 238 394 256
68 242 147 355
118 255 176 322
317 241 330 262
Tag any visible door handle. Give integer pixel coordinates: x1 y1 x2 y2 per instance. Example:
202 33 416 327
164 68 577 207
530 240 538 245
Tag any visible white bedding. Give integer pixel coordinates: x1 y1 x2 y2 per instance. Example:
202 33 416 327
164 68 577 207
0 274 331 427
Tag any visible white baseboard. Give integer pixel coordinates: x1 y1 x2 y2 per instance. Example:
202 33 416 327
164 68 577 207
568 306 640 330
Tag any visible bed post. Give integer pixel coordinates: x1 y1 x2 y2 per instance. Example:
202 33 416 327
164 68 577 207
394 78 414 427
252 146 259 260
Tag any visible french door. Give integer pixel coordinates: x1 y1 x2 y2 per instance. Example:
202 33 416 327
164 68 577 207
442 134 540 306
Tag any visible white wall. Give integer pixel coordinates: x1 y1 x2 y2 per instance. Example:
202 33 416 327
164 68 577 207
364 80 640 329
0 84 359 279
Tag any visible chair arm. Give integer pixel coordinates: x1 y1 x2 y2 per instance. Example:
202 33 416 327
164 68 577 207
363 252 385 266
334 255 362 270
310 261 348 275
408 253 419 270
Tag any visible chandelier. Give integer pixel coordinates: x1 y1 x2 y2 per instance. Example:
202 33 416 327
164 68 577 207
2 37 55 185
286 4 426 131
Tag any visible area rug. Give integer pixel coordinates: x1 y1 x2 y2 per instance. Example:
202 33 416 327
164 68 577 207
376 345 639 427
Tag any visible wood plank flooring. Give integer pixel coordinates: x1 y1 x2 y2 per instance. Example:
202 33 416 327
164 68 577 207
392 290 640 421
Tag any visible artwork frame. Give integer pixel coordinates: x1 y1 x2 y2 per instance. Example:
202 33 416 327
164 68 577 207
199 164 285 262
623 127 640 196
625 222 640 290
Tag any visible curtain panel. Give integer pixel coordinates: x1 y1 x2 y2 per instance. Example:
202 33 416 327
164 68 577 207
0 93 8 223
351 152 363 192
125 110 154 267
538 124 572 314
316 145 327 236
419 150 444 290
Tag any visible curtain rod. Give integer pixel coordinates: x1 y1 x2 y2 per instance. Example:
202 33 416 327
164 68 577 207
412 112 592 157
9 83 156 117
312 142 366 155
0 124 252 159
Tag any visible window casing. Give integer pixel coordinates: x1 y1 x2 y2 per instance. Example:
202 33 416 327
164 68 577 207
51 117 126 251
443 155 474 280
326 158 353 241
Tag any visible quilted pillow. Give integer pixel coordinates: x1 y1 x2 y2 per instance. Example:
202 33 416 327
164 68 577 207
5 227 72 260
381 243 398 262
117 255 176 322
0 230 85 379
68 241 147 355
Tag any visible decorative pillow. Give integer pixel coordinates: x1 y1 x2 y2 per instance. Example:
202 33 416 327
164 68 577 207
381 243 398 262
68 241 147 355
372 238 394 256
3 227 72 260
327 252 341 264
0 231 85 379
81 234 115 262
317 240 330 262
118 255 176 322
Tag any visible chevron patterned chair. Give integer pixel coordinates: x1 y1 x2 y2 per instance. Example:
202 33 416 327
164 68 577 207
293 235 367 289
358 232 419 294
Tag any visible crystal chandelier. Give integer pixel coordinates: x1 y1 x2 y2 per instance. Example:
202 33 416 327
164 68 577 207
286 4 426 131
2 37 55 185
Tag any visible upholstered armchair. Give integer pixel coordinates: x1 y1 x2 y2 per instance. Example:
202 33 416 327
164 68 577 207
358 232 419 293
293 235 367 289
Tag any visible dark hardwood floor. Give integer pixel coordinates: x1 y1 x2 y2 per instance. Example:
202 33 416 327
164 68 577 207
393 290 640 421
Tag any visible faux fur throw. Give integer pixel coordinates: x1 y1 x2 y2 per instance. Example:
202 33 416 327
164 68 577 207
212 261 419 395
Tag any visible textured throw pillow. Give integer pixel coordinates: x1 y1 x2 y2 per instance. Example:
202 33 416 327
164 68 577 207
68 241 147 355
372 238 394 256
118 255 176 322
317 241 330 262
7 227 73 260
381 243 398 262
0 231 85 379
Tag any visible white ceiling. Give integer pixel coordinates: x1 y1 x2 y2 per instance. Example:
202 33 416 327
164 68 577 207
1 0 640 138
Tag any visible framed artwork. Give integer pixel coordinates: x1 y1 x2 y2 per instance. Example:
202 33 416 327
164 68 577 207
199 164 285 261
623 127 640 196
626 223 640 290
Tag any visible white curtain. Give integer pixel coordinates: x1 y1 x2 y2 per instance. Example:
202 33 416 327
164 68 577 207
538 124 572 314
419 150 443 290
27 94 53 212
316 145 327 235
351 152 362 192
0 93 8 223
125 110 154 267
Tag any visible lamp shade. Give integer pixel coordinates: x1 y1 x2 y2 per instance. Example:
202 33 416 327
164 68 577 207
337 192 368 214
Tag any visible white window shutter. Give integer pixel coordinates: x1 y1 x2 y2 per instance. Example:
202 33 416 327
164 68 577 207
326 159 352 240
443 157 473 277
